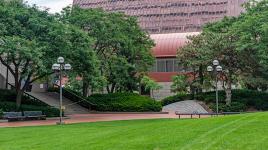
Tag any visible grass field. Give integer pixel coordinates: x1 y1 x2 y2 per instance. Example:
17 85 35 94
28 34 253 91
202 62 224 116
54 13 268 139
0 112 268 150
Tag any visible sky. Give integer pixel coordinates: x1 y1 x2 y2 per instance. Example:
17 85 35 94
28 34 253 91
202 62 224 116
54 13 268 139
25 0 73 13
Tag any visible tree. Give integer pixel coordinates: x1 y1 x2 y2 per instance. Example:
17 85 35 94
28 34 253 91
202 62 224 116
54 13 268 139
230 0 268 90
178 34 211 94
171 75 189 94
179 0 268 105
179 17 255 105
60 7 155 93
141 76 162 99
0 0 98 108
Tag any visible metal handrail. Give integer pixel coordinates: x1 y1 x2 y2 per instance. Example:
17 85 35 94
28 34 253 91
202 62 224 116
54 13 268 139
7 83 44 104
53 84 96 108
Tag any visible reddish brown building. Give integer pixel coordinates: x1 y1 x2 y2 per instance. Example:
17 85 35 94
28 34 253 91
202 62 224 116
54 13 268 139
73 0 247 99
73 0 246 34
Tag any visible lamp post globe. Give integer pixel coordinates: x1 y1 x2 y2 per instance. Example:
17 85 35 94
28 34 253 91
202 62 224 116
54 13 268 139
64 64 72 70
213 60 219 66
216 66 223 72
52 64 60 71
207 66 213 72
57 57 64 64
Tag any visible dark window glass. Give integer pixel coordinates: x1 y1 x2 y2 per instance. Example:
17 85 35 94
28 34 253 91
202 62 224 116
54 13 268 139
157 60 166 72
166 60 174 72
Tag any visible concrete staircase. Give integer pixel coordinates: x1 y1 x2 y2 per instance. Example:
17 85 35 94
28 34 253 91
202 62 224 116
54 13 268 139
28 92 90 115
162 100 208 114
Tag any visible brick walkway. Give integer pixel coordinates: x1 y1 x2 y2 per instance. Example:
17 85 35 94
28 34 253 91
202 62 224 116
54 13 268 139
0 113 180 127
0 112 213 128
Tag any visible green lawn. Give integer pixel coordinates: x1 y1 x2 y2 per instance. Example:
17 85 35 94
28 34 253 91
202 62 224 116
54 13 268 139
1 112 268 150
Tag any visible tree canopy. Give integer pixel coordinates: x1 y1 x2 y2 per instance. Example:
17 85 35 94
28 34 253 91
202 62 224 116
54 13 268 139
179 0 268 104
60 6 155 94
0 0 98 108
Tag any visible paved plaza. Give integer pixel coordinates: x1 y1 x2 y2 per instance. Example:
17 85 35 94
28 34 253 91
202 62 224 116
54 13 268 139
0 113 212 128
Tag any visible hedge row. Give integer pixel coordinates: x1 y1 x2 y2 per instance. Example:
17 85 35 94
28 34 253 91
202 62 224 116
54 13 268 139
50 87 162 112
162 89 268 112
0 89 59 117
196 90 268 110
0 89 47 106
0 101 59 117
161 93 191 106
87 93 162 112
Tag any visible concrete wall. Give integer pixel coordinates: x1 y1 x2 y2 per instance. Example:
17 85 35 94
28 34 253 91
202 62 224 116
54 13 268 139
31 83 48 92
0 73 5 89
0 63 15 89
151 82 176 100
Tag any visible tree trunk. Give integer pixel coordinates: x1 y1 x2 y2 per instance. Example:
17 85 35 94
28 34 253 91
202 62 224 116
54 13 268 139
16 90 23 110
82 80 89 97
225 79 232 106
110 83 116 93
106 86 111 93
198 65 204 93
151 90 154 100
14 69 22 110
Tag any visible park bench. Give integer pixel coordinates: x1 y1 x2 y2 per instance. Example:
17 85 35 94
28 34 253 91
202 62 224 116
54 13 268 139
175 112 217 119
222 112 242 115
24 111 46 120
175 112 242 119
3 112 25 122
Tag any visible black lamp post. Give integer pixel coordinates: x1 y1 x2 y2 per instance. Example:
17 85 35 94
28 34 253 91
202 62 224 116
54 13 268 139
52 57 71 125
207 60 223 115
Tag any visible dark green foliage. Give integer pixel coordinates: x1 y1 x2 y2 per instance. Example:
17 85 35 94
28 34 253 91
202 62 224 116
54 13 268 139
161 93 191 106
87 93 162 112
0 109 3 118
197 90 268 111
0 89 59 117
210 102 247 112
61 7 155 94
195 91 226 104
162 89 268 112
0 101 59 117
0 89 47 106
0 0 98 109
51 87 161 112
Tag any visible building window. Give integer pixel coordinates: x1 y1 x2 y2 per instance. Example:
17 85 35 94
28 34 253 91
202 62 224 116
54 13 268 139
157 60 166 72
151 58 188 73
166 59 174 72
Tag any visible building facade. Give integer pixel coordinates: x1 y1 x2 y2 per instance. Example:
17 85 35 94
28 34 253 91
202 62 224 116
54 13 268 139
73 0 246 34
73 0 247 99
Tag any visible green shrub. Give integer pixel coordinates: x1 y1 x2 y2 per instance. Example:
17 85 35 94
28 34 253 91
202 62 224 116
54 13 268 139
87 93 162 112
0 89 59 117
210 102 247 112
0 89 47 106
255 99 268 110
161 93 190 106
0 109 3 119
195 91 225 103
0 101 59 117
162 89 268 112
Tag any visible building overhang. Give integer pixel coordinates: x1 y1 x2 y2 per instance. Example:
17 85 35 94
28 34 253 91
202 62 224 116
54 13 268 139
150 32 200 58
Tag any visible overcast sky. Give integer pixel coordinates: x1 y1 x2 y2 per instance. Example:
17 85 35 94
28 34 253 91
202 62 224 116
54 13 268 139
25 0 73 13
